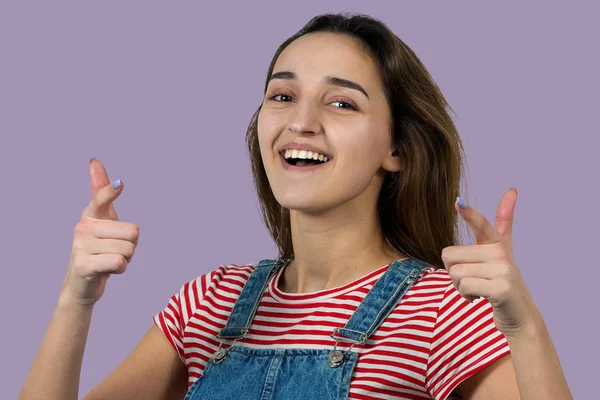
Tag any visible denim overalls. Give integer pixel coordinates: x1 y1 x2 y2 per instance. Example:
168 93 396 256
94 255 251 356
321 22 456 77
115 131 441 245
184 257 430 400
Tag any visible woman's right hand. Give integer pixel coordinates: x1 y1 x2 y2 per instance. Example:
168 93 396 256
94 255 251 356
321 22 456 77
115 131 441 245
59 158 140 307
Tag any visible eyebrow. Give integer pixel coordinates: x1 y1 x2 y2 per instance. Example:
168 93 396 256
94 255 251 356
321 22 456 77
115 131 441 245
268 71 370 99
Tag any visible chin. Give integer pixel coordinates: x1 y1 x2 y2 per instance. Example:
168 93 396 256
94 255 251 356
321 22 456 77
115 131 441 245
274 191 335 214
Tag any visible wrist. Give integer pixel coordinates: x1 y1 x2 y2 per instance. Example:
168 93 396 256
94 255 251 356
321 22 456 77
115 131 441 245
56 290 96 313
504 306 546 341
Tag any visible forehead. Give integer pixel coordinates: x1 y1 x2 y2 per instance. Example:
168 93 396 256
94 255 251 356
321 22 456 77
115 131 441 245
273 32 380 86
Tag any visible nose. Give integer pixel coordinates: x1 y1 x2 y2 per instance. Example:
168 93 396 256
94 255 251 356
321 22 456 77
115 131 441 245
286 100 322 135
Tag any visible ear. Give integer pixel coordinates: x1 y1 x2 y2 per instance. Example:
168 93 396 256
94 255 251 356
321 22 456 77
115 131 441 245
381 148 403 173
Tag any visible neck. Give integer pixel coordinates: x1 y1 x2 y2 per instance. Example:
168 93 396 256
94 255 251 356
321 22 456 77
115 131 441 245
280 199 406 294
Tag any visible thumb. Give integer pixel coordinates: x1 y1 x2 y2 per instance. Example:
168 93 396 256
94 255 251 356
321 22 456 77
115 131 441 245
84 178 123 219
495 188 518 241
89 157 110 195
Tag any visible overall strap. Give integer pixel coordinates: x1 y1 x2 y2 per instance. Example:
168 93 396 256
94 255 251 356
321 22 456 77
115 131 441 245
217 258 288 339
332 258 431 344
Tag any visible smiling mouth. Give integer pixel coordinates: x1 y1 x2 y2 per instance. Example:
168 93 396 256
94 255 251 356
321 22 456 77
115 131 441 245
280 151 332 167
284 158 327 167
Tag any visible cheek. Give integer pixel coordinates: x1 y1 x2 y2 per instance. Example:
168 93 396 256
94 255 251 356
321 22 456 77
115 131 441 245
256 111 282 179
340 128 391 179
256 112 272 158
346 122 390 161
257 110 279 150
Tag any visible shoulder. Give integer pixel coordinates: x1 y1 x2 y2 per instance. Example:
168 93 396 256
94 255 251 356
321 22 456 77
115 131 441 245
183 262 258 299
152 262 258 370
407 266 455 301
420 267 453 284
414 266 496 326
387 267 455 330
154 261 258 325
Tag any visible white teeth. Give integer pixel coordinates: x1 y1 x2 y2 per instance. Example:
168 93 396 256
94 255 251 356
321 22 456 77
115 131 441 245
283 148 331 162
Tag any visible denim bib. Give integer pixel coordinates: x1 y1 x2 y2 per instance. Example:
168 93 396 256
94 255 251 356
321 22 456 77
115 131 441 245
184 257 429 400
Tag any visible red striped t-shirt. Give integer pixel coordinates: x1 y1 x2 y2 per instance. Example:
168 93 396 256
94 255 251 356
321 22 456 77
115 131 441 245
153 262 510 400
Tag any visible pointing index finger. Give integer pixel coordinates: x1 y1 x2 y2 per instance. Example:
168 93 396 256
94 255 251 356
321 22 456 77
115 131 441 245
90 157 110 195
456 197 502 244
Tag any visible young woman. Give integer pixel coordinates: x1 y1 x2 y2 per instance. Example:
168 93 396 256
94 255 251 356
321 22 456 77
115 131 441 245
19 13 571 400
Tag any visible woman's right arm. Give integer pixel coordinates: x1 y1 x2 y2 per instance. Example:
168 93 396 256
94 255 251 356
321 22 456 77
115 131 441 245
83 324 189 400
19 295 189 400
19 159 188 400
18 290 95 400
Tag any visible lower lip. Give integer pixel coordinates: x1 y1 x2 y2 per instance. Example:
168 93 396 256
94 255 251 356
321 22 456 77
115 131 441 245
280 153 331 172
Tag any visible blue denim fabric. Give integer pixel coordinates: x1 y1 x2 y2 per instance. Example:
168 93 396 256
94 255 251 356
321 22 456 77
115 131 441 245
185 257 430 400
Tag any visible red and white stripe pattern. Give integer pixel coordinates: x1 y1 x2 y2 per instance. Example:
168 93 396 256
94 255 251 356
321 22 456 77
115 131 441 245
154 262 510 399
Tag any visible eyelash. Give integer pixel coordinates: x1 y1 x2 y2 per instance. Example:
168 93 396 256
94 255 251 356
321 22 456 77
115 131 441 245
267 91 359 111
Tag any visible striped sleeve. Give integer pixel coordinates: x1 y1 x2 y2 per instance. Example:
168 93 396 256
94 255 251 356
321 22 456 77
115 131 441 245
425 282 511 400
153 271 216 365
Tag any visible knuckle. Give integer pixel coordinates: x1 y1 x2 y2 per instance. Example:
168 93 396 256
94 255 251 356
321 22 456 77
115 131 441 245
497 281 511 299
112 255 128 273
450 264 465 279
114 266 126 275
441 246 452 262
458 276 472 295
70 252 85 270
447 263 457 276
72 237 87 251
450 278 461 293
125 242 136 257
75 254 95 277
118 222 139 239
115 254 127 268
128 223 140 240
498 263 511 279
74 220 92 236
492 245 509 261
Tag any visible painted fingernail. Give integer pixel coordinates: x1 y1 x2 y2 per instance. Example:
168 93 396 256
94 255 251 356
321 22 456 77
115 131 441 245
456 196 467 210
112 179 122 190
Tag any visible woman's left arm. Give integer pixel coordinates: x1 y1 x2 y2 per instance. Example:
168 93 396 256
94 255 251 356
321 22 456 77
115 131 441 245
455 313 571 399
445 189 572 400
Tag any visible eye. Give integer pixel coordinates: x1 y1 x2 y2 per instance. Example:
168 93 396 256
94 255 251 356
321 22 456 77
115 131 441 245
270 93 294 103
330 100 358 111
267 91 358 111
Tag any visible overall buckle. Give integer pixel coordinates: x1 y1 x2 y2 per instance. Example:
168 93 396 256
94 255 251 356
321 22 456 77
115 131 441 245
212 329 248 364
328 328 366 368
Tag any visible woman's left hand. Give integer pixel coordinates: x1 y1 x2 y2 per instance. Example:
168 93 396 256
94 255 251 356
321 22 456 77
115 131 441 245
441 188 541 338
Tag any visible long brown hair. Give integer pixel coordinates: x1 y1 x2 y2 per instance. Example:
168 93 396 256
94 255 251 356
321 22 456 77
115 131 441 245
246 12 469 269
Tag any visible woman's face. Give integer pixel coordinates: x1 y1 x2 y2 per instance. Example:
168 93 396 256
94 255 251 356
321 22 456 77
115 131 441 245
257 32 401 213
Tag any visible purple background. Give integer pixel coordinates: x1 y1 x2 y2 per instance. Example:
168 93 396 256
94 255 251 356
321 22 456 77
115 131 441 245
1 1 597 398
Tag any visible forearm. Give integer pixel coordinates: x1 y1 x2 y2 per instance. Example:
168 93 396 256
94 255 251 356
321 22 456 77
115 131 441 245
19 292 94 400
507 310 572 400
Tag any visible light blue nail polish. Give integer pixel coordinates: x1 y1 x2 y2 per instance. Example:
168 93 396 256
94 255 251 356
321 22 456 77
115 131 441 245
112 179 122 190
456 196 467 210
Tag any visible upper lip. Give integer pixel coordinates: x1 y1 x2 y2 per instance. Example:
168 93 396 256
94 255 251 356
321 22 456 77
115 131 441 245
279 142 332 158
